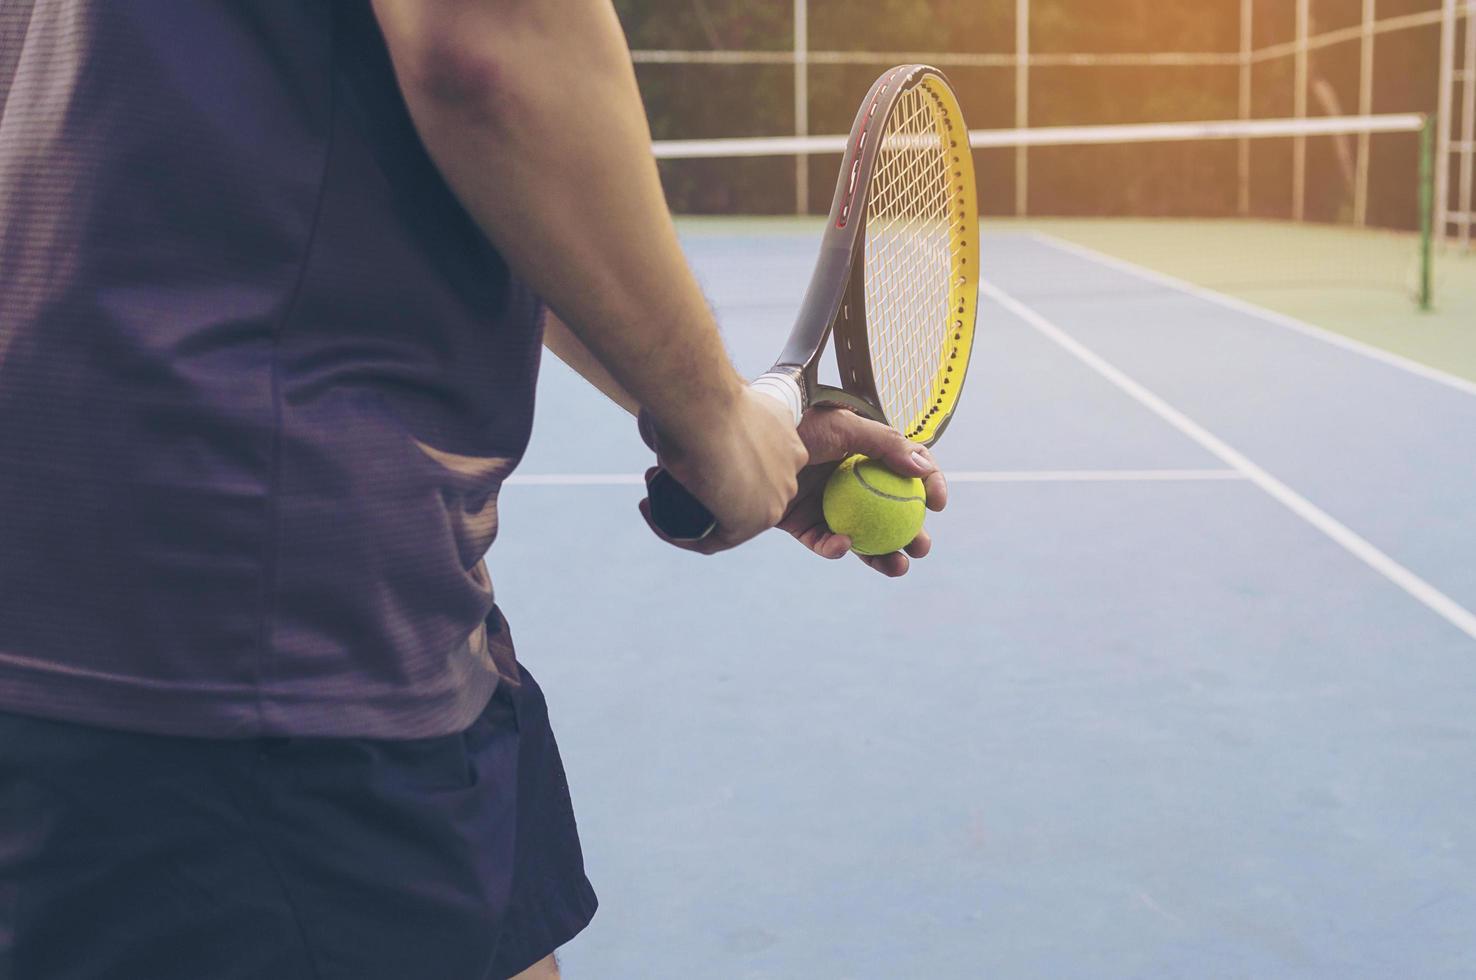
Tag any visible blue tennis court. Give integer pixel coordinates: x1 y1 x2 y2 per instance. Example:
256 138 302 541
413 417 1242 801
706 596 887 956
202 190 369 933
491 219 1476 978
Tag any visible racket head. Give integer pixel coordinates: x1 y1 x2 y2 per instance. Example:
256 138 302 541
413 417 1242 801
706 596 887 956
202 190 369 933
828 67 979 446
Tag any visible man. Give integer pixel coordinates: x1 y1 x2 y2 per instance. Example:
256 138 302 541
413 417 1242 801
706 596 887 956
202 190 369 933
0 2 945 978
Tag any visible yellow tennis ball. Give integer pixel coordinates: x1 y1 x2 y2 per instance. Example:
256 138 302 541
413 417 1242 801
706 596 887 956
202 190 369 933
822 454 926 556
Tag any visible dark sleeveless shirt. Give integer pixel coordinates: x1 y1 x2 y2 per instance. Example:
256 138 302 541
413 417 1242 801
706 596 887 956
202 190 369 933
0 1 542 736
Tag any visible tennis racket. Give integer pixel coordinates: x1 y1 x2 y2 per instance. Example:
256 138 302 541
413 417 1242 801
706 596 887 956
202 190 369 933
647 64 979 541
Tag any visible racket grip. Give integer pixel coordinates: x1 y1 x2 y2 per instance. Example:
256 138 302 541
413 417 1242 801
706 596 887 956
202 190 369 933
749 371 805 427
645 372 804 541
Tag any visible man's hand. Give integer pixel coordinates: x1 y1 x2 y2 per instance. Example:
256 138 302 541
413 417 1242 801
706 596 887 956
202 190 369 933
639 389 808 554
779 408 948 577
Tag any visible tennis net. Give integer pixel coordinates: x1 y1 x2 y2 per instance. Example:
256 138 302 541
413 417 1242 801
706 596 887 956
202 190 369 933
653 113 1437 309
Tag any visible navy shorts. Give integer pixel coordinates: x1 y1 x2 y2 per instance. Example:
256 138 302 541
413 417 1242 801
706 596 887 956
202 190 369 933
0 665 597 980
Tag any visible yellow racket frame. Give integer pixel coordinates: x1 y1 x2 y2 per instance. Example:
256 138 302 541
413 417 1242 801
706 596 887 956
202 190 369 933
893 71 978 445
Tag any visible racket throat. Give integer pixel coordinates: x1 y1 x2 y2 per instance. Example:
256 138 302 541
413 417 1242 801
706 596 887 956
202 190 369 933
831 253 886 422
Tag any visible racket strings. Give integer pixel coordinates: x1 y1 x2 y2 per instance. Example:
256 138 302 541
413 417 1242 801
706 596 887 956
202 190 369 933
863 85 959 438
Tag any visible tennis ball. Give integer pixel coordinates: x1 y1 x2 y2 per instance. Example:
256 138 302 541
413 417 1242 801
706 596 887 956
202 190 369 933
822 454 926 556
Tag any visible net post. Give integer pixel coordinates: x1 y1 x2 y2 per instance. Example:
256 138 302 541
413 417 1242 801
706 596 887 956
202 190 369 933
1459 0 1475 251
1015 0 1030 216
793 0 808 216
1354 0 1375 227
1238 0 1252 216
1420 113 1436 311
1293 0 1309 222
1435 0 1457 245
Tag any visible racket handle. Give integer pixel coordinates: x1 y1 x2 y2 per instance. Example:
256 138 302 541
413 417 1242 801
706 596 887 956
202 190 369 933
646 372 804 541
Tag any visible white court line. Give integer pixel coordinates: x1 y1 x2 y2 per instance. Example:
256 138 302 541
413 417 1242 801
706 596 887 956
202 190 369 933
948 469 1243 483
506 474 645 486
505 469 1243 487
982 279 1476 644
1026 231 1476 399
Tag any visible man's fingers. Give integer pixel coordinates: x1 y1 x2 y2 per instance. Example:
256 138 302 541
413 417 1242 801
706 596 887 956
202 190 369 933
805 526 852 559
904 529 932 558
648 402 946 565
788 518 851 559
802 408 940 484
859 551 910 577
802 408 928 470
871 439 936 480
921 464 948 512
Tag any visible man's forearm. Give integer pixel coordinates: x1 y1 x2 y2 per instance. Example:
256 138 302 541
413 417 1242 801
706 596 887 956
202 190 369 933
543 310 638 415
373 0 740 447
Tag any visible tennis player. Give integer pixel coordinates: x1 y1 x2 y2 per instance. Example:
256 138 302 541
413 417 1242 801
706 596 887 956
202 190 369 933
0 2 946 978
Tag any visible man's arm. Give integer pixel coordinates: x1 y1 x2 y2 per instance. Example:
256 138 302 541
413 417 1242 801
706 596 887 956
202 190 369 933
542 311 638 416
371 0 805 546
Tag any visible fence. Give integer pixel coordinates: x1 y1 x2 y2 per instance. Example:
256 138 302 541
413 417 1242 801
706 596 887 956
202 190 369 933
631 0 1476 248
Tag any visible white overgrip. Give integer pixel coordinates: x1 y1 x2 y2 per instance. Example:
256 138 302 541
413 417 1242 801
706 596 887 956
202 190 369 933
750 371 805 427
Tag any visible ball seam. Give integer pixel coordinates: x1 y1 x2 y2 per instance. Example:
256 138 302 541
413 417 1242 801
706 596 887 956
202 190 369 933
851 464 926 504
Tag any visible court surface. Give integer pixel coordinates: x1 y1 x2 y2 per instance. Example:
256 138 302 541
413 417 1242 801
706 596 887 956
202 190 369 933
490 218 1476 979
